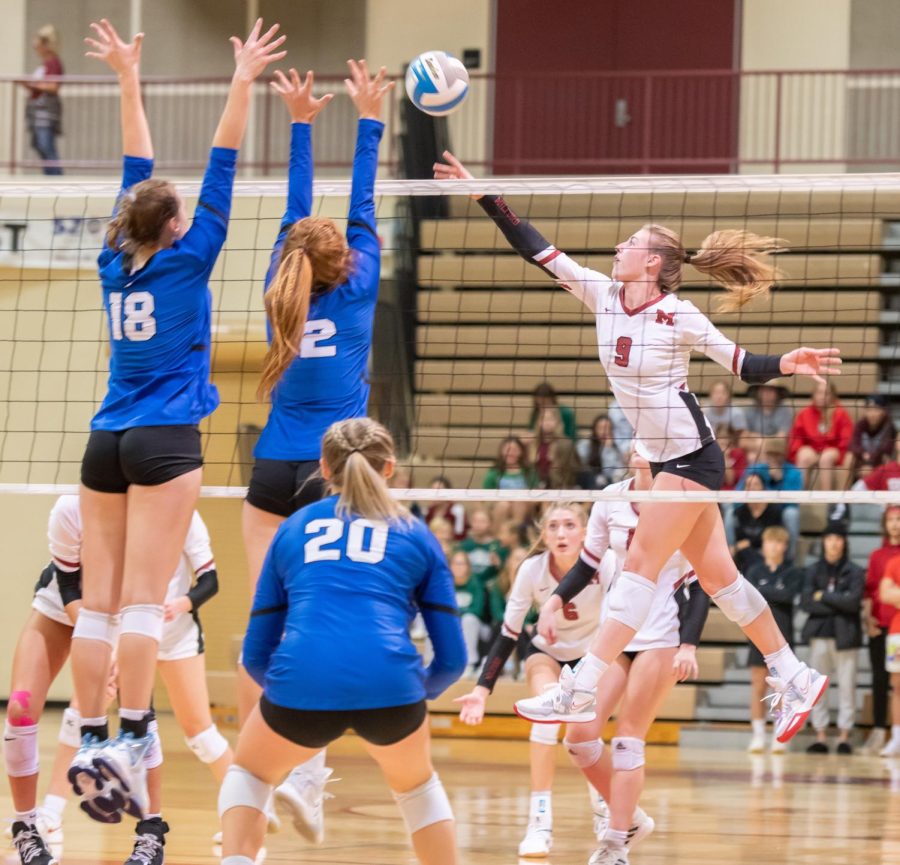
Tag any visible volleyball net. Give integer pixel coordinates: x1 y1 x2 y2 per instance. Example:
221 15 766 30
0 172 897 507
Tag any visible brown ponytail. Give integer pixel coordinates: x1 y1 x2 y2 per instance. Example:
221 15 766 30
257 216 352 401
106 179 179 258
643 223 786 312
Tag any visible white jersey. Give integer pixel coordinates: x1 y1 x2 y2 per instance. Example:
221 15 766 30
535 250 746 462
36 495 214 626
580 479 695 651
501 550 605 663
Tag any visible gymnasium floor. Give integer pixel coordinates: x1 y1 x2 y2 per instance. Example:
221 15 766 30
3 711 899 865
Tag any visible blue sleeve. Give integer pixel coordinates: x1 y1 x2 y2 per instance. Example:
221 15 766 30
180 147 238 265
347 119 383 255
415 530 467 698
99 155 154 266
783 465 804 492
285 122 313 224
242 531 288 688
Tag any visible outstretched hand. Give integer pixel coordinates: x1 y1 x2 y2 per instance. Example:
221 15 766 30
271 69 333 123
85 19 144 76
344 59 395 121
433 150 482 200
231 18 287 83
779 347 842 384
454 686 488 725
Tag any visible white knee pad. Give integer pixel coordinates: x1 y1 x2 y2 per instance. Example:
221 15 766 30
143 718 163 770
73 608 119 647
564 737 604 769
218 765 273 818
611 737 645 771
186 724 230 764
3 720 39 778
392 772 454 834
607 571 657 632
59 707 81 748
119 604 165 643
529 723 561 746
712 575 768 628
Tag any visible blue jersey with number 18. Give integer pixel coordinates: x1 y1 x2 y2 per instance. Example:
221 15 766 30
253 119 383 461
91 148 236 431
243 494 467 710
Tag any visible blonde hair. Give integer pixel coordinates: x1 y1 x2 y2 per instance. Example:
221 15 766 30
762 525 790 546
36 25 59 52
525 502 587 559
321 418 409 523
259 217 351 401
643 223 785 312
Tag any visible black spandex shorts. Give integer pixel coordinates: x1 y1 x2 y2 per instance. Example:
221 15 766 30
649 440 725 491
81 426 202 493
246 458 325 517
259 695 427 749
524 641 583 670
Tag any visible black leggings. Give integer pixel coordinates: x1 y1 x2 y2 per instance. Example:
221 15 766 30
870 627 890 729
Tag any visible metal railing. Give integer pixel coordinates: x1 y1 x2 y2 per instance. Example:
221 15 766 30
5 68 900 175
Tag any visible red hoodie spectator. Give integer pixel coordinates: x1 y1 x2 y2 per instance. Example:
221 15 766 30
789 381 853 489
861 434 900 493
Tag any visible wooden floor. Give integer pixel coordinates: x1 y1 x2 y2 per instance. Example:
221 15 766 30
4 711 900 864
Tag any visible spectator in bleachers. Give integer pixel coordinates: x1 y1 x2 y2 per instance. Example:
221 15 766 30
607 398 635 454
450 548 489 676
716 423 747 491
853 432 900 495
427 516 454 560
744 382 794 440
705 380 748 434
802 523 865 754
483 435 539 531
528 382 577 441
24 24 64 175
878 536 900 757
576 413 628 488
730 471 784 573
389 462 422 520
789 381 854 490
424 475 469 541
861 506 900 755
746 526 804 753
546 438 590 490
849 394 896 482
532 406 565 485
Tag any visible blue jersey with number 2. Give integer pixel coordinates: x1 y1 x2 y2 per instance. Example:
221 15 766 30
253 119 383 461
91 148 237 430
243 495 466 710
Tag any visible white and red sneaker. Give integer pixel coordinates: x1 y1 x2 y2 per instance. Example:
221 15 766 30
514 666 596 724
765 666 829 743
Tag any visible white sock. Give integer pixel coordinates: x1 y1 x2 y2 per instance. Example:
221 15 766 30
763 645 803 682
752 719 766 736
291 748 327 780
41 794 67 822
633 805 648 823
573 653 608 691
222 858 254 865
529 791 552 828
119 707 147 722
14 809 38 826
892 724 900 742
606 827 628 848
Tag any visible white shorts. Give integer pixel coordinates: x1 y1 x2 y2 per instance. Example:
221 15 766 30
32 581 72 628
887 633 900 674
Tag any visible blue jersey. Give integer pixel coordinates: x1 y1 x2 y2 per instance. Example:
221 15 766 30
243 495 466 710
253 119 383 461
91 148 237 430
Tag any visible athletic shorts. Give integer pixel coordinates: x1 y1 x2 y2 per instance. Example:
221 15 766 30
246 458 325 517
649 440 725 491
32 580 73 627
887 633 900 674
81 426 203 493
259 695 427 749
157 611 204 662
524 641 583 669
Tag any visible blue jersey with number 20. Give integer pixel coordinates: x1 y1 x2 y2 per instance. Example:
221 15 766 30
91 148 237 430
243 495 467 710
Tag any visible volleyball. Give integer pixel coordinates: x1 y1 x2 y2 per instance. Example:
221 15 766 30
405 50 470 116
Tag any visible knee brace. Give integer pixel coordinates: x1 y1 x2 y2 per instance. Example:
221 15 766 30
3 720 38 778
564 737 604 769
607 571 657 632
144 717 163 770
712 575 768 628
119 604 165 643
218 765 273 818
59 706 81 748
186 724 230 765
611 737 645 772
529 723 561 746
73 608 119 647
392 772 454 834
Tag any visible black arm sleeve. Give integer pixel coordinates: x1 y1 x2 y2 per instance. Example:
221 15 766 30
478 195 555 263
677 583 710 646
554 556 599 605
187 568 219 611
55 566 83 607
740 352 786 384
477 633 519 693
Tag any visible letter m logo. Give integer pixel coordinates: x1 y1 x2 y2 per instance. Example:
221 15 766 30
655 310 675 326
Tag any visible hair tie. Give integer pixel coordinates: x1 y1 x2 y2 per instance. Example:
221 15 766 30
347 448 361 455
683 250 695 263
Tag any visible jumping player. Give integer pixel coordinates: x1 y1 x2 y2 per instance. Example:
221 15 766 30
433 151 839 743
237 60 393 840
4 496 226 865
68 19 284 821
219 418 467 865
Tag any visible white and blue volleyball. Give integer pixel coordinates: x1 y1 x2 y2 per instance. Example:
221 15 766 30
405 51 470 116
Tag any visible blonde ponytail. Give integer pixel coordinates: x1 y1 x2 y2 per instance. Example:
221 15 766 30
258 247 313 401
